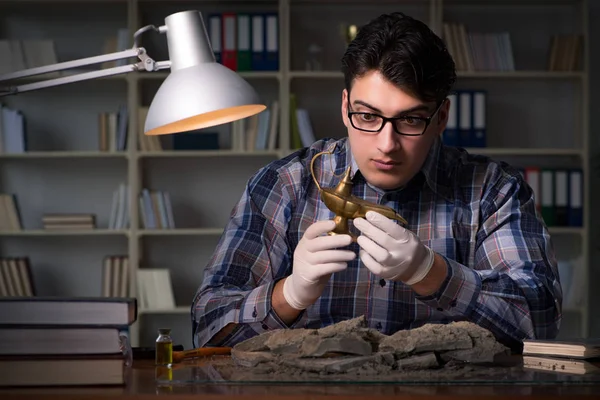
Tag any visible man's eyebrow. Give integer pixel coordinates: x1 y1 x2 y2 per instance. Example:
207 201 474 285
352 100 431 116
352 100 383 113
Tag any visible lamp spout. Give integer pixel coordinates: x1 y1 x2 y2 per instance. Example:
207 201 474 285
164 10 215 71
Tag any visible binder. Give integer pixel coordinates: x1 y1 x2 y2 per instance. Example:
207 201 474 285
289 93 302 149
236 14 251 71
208 14 222 64
458 91 472 147
554 170 568 226
251 14 265 71
540 169 555 227
568 169 583 227
524 167 541 215
222 13 237 71
471 90 486 147
442 93 459 146
264 13 279 71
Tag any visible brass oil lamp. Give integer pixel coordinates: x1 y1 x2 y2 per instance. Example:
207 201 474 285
310 146 407 240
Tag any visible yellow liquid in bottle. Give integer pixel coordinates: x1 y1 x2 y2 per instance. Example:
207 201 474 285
156 341 173 365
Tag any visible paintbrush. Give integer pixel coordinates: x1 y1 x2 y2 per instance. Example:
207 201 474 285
172 347 232 363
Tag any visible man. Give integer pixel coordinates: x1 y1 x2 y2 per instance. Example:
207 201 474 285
191 12 562 351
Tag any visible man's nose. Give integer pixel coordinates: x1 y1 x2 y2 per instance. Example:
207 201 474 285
376 121 401 153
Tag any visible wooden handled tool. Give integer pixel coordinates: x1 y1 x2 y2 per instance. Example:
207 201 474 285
172 347 232 363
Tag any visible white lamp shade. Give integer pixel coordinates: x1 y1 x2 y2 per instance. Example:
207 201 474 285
144 62 266 135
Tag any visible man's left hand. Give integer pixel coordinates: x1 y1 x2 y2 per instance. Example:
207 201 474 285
353 211 435 285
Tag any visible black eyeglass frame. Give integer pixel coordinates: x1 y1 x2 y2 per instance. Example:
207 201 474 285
347 98 446 136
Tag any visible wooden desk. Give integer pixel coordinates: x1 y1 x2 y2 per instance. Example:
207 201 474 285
1 359 600 399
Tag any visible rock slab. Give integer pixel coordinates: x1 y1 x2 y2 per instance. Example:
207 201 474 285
230 316 510 376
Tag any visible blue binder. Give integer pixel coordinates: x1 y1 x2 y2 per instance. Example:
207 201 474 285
208 14 222 64
264 13 279 71
568 169 583 227
250 14 265 70
442 93 459 146
470 90 487 148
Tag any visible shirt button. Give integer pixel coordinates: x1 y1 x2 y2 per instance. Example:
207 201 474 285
376 322 382 330
379 279 386 287
252 307 257 318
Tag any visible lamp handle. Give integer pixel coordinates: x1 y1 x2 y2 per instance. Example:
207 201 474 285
0 47 172 96
0 23 172 97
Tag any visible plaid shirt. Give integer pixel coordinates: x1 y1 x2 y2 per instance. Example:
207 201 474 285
192 137 562 350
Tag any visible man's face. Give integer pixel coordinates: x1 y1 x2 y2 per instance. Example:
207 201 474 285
341 70 449 191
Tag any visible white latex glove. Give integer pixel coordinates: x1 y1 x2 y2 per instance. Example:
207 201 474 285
353 211 435 285
283 220 356 310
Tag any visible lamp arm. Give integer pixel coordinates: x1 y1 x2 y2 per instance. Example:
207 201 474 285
0 23 171 97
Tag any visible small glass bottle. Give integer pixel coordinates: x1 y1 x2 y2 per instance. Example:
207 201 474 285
155 328 173 366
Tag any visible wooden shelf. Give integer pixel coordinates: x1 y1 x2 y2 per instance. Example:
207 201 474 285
138 228 223 236
0 151 128 159
463 148 583 156
0 0 128 3
137 150 280 158
289 71 585 80
548 227 585 235
137 71 281 81
562 306 584 314
138 306 190 315
0 229 129 236
457 71 585 79
443 0 581 7
289 71 343 79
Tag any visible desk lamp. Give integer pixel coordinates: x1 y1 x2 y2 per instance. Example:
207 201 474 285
0 10 266 135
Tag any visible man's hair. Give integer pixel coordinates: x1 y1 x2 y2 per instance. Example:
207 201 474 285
341 12 456 104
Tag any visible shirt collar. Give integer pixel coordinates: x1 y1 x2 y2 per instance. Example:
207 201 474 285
343 136 453 202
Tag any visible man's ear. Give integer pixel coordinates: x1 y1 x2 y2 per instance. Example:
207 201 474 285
341 89 349 128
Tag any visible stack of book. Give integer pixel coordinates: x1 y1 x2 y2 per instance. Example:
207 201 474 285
139 189 175 230
0 193 22 231
522 338 600 375
0 297 137 387
42 213 96 230
0 257 34 297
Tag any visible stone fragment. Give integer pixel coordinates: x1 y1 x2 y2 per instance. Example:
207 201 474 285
232 329 277 352
300 334 372 357
379 322 474 357
317 315 368 338
395 352 440 370
439 321 509 363
230 349 275 368
264 328 318 354
227 316 511 377
281 355 375 373
356 328 388 351
376 351 396 366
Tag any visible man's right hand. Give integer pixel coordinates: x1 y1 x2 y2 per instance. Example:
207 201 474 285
282 220 356 310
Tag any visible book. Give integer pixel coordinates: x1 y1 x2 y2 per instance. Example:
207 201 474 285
0 355 125 386
0 327 123 355
523 355 599 375
0 297 137 327
522 338 600 359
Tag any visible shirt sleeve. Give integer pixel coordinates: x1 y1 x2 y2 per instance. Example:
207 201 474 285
191 166 307 348
415 169 562 350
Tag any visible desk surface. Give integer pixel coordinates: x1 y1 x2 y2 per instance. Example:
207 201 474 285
2 359 600 399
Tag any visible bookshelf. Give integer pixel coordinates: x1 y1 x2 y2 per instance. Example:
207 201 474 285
0 0 590 348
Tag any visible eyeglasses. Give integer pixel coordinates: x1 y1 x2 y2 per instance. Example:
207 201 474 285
347 98 446 136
